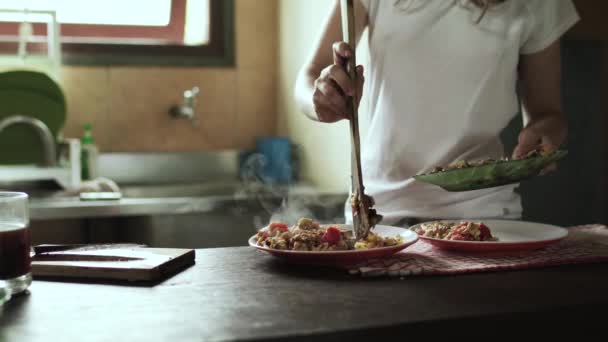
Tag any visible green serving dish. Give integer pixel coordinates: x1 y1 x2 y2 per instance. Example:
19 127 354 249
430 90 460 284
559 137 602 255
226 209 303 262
413 150 568 192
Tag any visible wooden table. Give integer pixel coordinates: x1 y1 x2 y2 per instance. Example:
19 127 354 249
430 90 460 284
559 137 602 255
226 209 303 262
2 247 607 341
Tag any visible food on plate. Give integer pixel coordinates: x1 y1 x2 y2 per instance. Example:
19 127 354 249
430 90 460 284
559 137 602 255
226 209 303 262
412 149 567 192
427 148 552 174
415 221 498 241
255 218 402 251
350 192 383 231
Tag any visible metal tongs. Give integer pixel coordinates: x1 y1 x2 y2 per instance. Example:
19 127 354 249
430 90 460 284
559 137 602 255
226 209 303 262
340 0 382 240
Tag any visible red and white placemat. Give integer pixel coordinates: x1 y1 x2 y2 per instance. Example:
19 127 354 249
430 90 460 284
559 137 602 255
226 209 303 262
348 225 608 277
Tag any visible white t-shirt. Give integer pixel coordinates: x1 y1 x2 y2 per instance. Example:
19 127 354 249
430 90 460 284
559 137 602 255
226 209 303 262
351 0 579 225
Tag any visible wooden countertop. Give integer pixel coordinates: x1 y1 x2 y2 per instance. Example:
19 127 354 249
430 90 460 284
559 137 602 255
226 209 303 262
2 247 607 341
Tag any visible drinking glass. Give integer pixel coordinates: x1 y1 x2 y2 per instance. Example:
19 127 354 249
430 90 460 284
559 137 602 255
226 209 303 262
0 192 31 302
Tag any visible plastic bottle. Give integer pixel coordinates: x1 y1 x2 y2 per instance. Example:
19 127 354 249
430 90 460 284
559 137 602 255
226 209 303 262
80 123 98 181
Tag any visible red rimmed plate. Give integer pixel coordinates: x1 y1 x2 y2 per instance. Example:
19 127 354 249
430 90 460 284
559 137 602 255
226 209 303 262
410 220 568 254
248 224 418 266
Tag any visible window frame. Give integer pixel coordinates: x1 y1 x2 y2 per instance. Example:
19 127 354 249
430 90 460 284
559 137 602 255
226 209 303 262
0 0 235 67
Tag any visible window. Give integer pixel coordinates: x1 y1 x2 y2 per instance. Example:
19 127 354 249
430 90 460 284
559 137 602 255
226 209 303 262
0 0 234 66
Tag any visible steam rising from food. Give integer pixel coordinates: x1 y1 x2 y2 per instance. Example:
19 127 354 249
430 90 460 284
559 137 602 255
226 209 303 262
236 152 347 232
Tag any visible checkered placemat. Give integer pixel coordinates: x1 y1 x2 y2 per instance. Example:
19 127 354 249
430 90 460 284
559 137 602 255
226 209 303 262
348 225 608 277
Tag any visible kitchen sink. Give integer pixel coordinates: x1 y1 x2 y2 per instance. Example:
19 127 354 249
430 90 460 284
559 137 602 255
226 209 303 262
27 151 348 249
30 181 348 249
114 188 347 249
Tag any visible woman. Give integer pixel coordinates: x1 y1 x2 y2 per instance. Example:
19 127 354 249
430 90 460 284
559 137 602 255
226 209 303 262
295 0 579 226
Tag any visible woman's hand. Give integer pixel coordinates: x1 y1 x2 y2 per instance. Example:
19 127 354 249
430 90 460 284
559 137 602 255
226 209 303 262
312 42 364 123
294 1 368 122
512 114 568 174
515 40 567 174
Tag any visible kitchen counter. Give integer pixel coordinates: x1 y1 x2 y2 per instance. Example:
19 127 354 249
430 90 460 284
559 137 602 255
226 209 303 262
2 247 607 341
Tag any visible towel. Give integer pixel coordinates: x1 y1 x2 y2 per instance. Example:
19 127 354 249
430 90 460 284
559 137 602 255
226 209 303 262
56 177 120 197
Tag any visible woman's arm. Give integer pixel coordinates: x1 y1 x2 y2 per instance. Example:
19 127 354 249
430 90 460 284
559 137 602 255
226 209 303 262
513 40 568 163
294 0 369 123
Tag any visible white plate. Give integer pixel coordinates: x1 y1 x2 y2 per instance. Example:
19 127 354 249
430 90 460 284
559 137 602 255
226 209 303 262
410 220 568 254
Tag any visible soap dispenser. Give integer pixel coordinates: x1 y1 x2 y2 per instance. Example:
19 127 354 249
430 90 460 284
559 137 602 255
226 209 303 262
81 123 99 180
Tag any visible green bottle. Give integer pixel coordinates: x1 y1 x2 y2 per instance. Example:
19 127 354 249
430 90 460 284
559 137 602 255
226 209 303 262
81 123 98 181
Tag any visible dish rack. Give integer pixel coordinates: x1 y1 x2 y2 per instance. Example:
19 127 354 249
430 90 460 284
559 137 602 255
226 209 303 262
0 9 78 189
0 138 81 190
0 8 61 80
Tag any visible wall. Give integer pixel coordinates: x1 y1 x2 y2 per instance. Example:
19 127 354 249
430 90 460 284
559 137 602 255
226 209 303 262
277 0 370 193
59 0 278 152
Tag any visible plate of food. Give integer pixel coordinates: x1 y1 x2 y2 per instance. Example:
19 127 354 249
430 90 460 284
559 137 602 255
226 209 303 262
410 220 568 254
413 149 568 192
249 218 419 265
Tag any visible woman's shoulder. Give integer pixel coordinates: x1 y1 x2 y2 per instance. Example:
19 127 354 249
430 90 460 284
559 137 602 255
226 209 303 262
518 0 579 54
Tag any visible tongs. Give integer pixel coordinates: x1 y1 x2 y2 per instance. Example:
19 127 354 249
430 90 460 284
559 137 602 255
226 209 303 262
340 0 382 239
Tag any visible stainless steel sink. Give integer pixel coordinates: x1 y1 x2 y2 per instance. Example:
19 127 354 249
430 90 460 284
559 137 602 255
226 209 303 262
30 182 348 249
28 152 349 249
114 189 347 249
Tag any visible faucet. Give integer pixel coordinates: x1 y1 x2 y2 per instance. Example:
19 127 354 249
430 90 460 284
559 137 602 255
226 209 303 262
0 115 57 167
169 86 200 124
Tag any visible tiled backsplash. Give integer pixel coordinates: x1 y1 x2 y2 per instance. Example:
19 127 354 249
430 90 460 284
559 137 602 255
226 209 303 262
60 0 278 152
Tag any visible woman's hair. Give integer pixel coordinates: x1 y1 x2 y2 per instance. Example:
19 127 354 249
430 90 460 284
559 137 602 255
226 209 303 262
471 0 507 23
393 0 507 23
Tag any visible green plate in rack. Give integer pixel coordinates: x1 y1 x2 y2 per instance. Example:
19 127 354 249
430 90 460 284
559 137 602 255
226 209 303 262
0 70 66 165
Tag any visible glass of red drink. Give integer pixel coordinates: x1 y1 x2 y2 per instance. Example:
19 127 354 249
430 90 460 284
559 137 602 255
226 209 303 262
0 192 31 299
